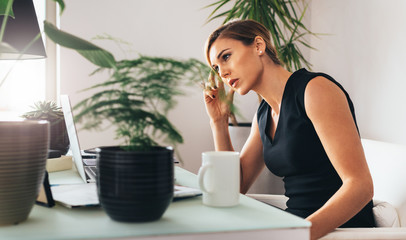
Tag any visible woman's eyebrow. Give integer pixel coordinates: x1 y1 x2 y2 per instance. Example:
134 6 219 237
217 48 230 60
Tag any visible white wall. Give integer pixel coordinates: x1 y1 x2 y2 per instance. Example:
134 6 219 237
58 0 258 173
59 0 406 175
308 0 406 146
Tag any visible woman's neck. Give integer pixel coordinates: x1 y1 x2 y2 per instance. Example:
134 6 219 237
254 64 292 115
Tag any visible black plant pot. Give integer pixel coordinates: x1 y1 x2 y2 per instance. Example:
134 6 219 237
96 146 174 222
49 118 69 155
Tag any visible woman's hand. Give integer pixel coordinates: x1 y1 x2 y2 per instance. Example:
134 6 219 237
202 72 235 152
202 72 235 125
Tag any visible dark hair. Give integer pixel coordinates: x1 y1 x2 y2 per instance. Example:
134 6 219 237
205 19 281 67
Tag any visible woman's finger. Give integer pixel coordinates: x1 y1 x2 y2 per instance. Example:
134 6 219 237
204 88 218 100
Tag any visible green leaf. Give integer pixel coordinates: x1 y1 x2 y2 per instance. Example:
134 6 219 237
205 0 230 23
207 10 231 22
51 0 65 15
43 21 116 68
0 0 14 17
204 0 318 72
0 42 18 88
0 0 13 45
71 47 210 150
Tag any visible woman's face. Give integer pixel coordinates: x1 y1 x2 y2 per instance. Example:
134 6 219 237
209 37 263 95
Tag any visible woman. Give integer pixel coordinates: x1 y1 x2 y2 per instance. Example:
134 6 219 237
203 19 375 240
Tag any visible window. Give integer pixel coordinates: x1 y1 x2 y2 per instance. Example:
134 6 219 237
0 0 46 118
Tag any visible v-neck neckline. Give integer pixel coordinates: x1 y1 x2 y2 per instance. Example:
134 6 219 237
264 69 304 144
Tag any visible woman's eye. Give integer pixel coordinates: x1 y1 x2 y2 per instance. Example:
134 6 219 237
222 54 230 61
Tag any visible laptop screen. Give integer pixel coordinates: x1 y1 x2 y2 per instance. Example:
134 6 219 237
60 95 87 183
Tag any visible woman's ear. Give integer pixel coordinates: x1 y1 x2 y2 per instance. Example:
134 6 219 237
254 36 266 55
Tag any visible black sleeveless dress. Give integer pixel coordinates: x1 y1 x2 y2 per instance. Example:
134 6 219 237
257 68 375 227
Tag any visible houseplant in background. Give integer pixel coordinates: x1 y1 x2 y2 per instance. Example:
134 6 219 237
206 0 315 74
44 22 209 222
22 100 70 155
204 0 316 124
203 0 317 194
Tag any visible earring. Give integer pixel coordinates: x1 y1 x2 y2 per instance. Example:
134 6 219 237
259 51 263 54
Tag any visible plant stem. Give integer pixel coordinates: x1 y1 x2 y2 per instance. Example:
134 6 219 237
0 32 42 88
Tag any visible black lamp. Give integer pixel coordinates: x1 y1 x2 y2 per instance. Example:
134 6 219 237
0 0 46 60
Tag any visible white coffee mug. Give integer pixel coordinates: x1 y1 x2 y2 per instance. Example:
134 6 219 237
198 151 240 207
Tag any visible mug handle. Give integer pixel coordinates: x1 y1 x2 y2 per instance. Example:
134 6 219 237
198 164 211 193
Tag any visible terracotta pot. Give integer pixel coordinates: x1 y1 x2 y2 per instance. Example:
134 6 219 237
0 120 49 225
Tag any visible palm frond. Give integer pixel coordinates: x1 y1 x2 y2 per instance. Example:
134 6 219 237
204 0 318 71
74 46 211 151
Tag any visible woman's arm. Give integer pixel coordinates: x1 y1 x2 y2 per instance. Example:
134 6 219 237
203 77 235 151
304 77 374 240
203 81 265 193
239 114 266 194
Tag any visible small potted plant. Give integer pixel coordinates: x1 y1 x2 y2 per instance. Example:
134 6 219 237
22 100 70 155
0 0 60 225
74 55 208 222
44 22 209 222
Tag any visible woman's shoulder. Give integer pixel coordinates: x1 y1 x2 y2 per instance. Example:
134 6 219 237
289 68 335 86
284 69 345 116
288 68 345 97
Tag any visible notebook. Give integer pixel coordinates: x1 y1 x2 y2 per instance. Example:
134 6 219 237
60 95 97 183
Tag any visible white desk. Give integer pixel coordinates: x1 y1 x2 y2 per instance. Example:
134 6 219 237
0 167 311 240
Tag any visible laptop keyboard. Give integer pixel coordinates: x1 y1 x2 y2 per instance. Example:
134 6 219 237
87 166 97 178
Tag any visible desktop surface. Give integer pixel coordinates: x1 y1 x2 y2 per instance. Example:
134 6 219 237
0 167 310 240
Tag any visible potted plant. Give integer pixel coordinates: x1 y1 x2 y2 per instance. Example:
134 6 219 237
0 0 59 225
22 100 70 155
202 0 317 194
43 22 209 222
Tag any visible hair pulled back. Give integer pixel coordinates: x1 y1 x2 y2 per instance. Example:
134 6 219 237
205 19 281 67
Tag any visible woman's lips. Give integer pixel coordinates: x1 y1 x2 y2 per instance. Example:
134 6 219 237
229 78 239 88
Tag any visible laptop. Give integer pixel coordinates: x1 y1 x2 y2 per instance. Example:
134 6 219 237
60 95 97 183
